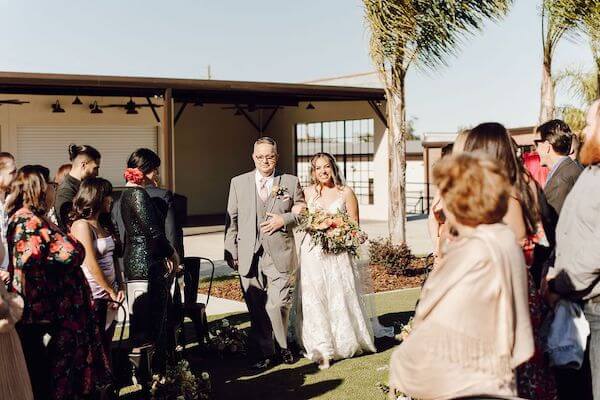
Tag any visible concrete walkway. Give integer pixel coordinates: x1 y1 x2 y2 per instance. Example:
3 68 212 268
183 216 432 316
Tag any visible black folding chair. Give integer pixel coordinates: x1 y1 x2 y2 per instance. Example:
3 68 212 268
178 256 215 352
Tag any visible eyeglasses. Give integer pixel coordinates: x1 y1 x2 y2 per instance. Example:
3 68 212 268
255 155 277 162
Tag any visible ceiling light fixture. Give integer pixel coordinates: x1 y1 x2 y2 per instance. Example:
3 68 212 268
72 96 83 105
125 98 138 114
306 102 315 110
90 101 103 114
234 107 242 116
51 100 65 113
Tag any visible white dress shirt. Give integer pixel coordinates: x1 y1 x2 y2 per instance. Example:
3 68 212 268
255 170 275 197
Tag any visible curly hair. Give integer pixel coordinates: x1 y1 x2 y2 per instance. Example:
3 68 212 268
433 153 510 227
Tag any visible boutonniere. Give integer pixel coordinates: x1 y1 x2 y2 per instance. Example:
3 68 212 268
271 185 290 199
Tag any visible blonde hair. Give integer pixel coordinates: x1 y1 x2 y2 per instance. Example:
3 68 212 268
309 152 345 196
453 130 470 154
433 153 510 227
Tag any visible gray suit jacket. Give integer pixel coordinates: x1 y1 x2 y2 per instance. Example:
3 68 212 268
224 170 304 277
544 157 583 216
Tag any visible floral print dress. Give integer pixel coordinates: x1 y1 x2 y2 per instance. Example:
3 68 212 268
8 208 111 400
517 225 558 400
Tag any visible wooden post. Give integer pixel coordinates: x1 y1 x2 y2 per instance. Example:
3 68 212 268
162 88 175 191
424 145 430 213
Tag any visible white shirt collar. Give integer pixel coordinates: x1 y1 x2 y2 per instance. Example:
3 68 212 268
255 169 275 184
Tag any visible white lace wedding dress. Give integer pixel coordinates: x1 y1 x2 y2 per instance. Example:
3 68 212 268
295 194 378 362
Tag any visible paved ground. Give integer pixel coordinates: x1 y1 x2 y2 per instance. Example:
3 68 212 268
182 216 432 316
183 215 432 279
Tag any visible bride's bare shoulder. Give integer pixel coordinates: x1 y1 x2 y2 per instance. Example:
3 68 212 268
339 185 355 197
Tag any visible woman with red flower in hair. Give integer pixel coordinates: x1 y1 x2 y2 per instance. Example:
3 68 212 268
117 148 179 375
6 165 111 400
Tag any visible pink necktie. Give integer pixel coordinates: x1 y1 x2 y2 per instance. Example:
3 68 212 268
259 177 268 202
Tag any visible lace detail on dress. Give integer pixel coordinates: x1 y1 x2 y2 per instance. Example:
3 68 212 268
298 187 376 361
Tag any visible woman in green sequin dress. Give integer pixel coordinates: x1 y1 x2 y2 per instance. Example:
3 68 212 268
119 149 179 373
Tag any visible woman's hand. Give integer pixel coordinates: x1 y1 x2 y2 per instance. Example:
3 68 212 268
111 290 125 309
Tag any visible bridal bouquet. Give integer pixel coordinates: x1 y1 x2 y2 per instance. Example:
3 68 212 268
298 209 368 258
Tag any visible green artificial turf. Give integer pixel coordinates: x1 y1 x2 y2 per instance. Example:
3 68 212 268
202 288 421 400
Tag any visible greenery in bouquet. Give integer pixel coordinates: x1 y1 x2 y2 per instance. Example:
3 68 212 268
298 209 368 258
150 360 210 400
207 318 247 357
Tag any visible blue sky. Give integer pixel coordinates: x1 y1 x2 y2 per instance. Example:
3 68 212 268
0 0 593 133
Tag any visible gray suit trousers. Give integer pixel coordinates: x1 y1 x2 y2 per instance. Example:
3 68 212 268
240 248 292 357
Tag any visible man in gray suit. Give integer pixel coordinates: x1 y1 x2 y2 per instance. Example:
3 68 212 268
535 119 583 216
224 137 304 369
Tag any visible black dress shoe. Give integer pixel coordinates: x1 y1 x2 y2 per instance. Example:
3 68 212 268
280 349 296 365
252 358 273 370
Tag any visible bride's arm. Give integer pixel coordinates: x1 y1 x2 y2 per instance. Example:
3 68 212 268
344 187 360 224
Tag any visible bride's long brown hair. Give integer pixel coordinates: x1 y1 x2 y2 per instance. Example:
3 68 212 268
309 152 345 198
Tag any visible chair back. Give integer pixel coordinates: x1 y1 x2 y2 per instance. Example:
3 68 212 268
183 257 201 306
126 280 149 315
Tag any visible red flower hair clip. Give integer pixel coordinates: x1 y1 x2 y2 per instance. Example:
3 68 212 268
124 168 145 185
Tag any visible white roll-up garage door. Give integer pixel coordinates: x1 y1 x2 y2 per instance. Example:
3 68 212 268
16 126 158 186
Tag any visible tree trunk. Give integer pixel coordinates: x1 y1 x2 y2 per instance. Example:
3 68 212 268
539 58 555 123
386 68 407 244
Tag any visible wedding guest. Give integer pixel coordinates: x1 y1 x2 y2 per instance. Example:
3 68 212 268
546 99 600 399
388 153 533 400
55 144 101 229
119 149 179 374
0 152 16 284
0 233 33 399
70 177 125 355
7 166 111 399
534 119 583 215
54 163 72 186
428 130 468 264
522 150 550 187
464 122 557 399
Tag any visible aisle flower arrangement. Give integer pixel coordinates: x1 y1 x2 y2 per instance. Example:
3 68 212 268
150 360 210 400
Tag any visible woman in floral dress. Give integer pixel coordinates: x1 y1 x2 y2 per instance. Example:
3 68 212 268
6 166 111 400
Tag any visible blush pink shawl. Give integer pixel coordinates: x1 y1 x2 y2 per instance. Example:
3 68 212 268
389 223 534 400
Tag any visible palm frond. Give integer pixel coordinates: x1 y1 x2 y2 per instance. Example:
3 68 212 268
363 0 513 79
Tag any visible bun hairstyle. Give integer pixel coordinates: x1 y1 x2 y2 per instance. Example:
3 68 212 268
68 144 101 162
127 148 161 174
69 177 113 222
5 165 49 216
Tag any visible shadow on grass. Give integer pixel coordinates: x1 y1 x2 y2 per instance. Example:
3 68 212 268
212 361 343 400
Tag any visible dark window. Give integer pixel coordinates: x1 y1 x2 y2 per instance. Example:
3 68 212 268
295 119 375 205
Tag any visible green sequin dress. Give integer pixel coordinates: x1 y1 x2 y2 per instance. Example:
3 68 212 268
120 186 174 371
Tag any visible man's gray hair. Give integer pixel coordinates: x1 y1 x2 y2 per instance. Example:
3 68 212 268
254 136 278 152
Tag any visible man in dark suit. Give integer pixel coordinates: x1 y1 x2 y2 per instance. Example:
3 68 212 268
535 119 591 399
535 119 583 216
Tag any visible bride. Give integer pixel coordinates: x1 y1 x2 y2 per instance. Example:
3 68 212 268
293 152 384 370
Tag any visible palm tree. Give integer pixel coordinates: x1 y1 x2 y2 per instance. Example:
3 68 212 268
363 0 513 243
556 67 598 132
539 0 591 123
579 1 600 96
